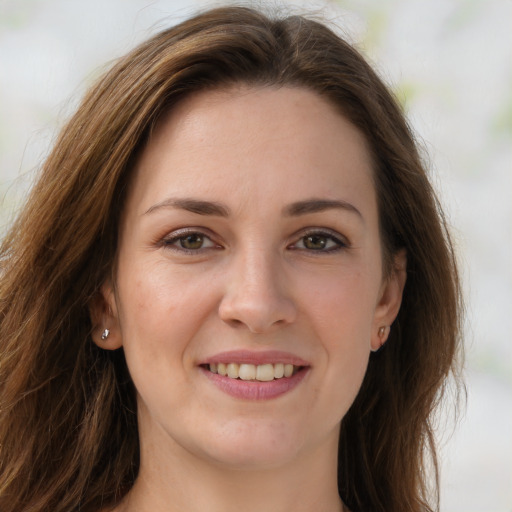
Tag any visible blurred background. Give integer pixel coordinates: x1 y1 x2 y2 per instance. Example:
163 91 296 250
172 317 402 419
0 0 511 510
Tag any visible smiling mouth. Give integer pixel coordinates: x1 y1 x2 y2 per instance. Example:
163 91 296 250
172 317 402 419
203 363 302 381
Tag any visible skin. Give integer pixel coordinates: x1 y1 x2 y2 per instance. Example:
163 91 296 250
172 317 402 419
92 86 406 512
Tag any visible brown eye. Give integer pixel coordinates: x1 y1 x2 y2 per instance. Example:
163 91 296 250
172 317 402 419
163 230 217 253
292 231 346 252
179 233 204 250
303 234 329 250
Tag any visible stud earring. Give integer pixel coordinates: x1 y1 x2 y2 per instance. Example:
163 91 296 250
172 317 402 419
101 328 110 340
372 325 390 352
378 325 390 344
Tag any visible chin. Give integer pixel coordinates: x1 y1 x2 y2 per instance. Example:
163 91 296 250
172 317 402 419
196 420 306 470
206 444 300 471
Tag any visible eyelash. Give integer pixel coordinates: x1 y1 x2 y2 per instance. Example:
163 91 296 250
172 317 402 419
289 229 348 253
161 228 220 255
160 228 349 255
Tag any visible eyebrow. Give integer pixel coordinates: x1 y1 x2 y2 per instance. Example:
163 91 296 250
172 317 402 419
284 199 363 220
144 197 362 220
144 197 230 217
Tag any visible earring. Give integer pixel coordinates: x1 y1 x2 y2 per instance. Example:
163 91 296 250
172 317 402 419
378 325 390 344
101 328 110 340
372 325 390 352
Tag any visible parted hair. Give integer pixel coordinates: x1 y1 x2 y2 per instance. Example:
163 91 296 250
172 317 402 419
0 6 463 512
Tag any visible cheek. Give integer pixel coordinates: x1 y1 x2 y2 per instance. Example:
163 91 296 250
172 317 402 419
300 267 377 403
303 266 379 335
114 263 200 407
115 259 224 368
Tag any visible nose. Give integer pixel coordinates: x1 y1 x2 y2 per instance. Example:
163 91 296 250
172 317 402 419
218 248 297 333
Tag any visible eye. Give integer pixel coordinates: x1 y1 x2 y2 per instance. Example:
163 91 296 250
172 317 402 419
162 230 218 252
291 230 347 252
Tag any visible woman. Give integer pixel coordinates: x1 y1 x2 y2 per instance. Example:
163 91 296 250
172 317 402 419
0 6 463 512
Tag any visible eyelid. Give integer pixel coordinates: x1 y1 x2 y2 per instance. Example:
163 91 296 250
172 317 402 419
289 228 349 252
160 227 222 253
157 226 348 254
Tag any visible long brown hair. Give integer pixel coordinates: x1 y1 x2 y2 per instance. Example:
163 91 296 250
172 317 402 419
0 6 463 512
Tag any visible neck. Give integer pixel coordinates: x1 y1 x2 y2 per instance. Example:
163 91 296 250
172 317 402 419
116 416 344 512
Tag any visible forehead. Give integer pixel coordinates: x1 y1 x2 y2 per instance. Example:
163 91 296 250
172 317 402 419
128 85 376 218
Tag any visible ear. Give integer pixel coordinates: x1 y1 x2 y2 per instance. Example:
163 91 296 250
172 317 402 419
89 280 123 350
371 249 407 352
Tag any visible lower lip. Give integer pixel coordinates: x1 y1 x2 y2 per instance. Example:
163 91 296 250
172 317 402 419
200 367 309 400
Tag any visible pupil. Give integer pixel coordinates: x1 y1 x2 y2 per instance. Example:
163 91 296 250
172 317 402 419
305 235 326 250
181 234 203 249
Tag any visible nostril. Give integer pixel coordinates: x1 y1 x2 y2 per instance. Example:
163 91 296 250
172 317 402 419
225 318 243 328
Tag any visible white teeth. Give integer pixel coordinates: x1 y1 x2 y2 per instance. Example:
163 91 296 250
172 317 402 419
256 364 274 381
217 362 227 376
239 364 256 380
227 363 239 379
207 362 300 381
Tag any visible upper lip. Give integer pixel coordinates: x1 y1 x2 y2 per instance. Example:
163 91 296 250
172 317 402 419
201 350 310 366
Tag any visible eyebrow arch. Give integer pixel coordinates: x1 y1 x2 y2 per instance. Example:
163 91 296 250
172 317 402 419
284 198 363 220
144 197 230 217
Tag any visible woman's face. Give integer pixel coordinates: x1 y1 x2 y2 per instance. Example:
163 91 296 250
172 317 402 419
97 86 405 470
